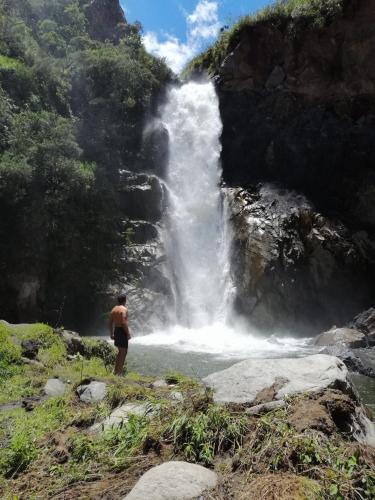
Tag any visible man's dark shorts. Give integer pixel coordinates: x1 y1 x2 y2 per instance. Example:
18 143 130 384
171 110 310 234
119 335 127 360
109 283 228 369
114 327 128 349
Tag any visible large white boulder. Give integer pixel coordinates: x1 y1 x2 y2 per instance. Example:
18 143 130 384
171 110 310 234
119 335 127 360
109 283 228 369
203 354 349 404
124 461 218 500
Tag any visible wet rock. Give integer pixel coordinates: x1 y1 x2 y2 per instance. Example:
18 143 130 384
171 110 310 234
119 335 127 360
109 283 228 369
121 220 159 245
119 171 164 223
91 402 153 432
350 308 375 345
355 349 375 376
77 381 107 403
141 120 169 177
203 354 349 404
314 327 366 348
124 461 218 500
226 185 373 334
321 345 375 378
45 379 66 397
21 339 41 360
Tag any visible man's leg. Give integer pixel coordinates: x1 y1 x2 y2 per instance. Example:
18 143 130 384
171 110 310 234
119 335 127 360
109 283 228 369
114 347 127 375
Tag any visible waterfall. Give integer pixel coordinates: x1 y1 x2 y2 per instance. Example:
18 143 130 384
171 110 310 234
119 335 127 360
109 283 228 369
133 81 310 359
162 81 232 328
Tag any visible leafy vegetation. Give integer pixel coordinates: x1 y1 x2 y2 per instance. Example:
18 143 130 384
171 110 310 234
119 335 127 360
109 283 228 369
183 0 345 78
170 404 247 465
0 0 172 329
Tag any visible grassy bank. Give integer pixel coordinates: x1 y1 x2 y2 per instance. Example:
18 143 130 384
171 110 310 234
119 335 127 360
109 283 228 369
0 322 374 498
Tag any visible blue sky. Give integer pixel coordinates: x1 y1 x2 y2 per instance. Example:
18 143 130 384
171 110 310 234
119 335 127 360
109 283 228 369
120 0 271 72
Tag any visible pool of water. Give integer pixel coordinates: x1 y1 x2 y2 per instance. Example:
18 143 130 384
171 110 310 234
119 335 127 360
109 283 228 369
93 335 375 416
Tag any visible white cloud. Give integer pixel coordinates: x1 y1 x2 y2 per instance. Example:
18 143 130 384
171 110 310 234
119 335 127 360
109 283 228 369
143 32 196 73
143 1 220 74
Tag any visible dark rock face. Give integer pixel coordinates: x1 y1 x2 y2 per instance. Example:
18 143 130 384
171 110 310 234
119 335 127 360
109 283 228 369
215 1 375 332
217 0 375 231
141 121 170 177
119 171 165 223
83 0 126 42
105 171 173 334
227 184 374 334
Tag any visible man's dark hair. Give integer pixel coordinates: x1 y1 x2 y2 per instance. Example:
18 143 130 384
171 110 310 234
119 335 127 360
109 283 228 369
117 294 127 305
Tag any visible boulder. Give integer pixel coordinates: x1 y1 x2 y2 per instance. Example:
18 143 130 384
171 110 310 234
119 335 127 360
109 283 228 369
321 345 375 378
119 171 164 222
91 402 153 432
60 330 85 356
204 354 375 445
77 381 107 403
203 354 349 404
226 185 372 335
44 379 66 397
350 308 375 345
21 339 41 360
152 380 168 389
314 327 366 348
124 461 218 500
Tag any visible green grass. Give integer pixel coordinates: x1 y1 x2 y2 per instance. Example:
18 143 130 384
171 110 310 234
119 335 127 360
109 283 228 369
0 55 24 70
182 0 344 78
0 397 74 478
169 404 247 465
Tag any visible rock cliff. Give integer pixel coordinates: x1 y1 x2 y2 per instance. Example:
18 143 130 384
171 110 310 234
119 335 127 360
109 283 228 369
211 0 375 332
82 0 127 42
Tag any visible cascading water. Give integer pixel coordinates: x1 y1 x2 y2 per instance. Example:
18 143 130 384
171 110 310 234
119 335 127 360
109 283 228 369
133 81 310 359
162 82 231 328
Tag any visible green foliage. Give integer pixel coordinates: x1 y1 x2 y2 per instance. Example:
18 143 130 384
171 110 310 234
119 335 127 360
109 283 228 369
184 0 345 77
0 397 71 477
80 338 116 368
0 0 171 328
103 414 150 467
170 405 247 465
0 324 22 379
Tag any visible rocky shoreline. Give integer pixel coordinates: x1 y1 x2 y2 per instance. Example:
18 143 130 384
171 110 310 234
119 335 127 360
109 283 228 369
0 321 374 499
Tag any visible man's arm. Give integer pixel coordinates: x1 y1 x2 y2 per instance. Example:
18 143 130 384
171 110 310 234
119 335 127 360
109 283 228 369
122 308 131 340
109 314 114 339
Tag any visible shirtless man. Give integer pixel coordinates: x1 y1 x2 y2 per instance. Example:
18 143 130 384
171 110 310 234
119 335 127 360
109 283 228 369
109 294 131 375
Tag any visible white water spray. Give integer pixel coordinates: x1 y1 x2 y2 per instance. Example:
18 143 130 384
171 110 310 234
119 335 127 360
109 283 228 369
162 82 231 327
134 81 310 358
